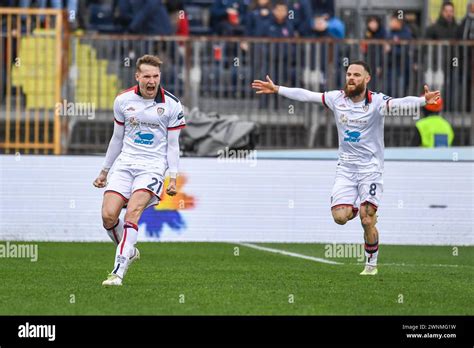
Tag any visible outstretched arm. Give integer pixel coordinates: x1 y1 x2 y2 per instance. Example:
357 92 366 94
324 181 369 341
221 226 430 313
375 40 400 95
388 85 441 108
252 75 323 103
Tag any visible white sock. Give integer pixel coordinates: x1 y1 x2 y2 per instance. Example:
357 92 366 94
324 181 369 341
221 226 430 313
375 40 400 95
111 221 138 279
104 218 124 246
364 241 379 266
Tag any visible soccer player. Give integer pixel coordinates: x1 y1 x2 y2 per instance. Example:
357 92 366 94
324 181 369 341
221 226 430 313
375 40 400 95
252 61 440 275
93 55 186 286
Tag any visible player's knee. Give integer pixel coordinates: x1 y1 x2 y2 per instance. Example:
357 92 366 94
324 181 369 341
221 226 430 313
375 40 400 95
333 215 348 225
102 214 117 230
361 215 375 228
102 206 117 226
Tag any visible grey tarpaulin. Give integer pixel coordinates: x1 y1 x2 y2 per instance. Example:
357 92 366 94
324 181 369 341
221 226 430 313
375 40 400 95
180 107 259 156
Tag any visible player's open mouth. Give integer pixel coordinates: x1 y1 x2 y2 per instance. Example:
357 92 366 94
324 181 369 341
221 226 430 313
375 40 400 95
146 86 155 92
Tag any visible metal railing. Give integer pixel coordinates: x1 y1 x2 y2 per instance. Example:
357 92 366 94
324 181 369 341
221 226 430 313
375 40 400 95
0 8 68 154
1 10 473 153
66 34 474 150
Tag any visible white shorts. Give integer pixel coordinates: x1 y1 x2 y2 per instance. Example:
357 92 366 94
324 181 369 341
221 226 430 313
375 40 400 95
105 161 165 209
330 169 383 211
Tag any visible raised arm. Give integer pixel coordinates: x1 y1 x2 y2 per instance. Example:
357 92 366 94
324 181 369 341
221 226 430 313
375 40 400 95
252 75 323 103
388 85 441 108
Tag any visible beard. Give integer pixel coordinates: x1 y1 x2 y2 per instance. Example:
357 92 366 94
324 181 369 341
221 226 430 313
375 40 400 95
344 81 366 98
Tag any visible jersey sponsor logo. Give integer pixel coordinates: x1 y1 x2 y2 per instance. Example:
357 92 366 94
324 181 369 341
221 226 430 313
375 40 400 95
134 131 154 145
126 106 136 111
128 116 161 129
349 119 368 125
157 107 165 116
343 130 361 142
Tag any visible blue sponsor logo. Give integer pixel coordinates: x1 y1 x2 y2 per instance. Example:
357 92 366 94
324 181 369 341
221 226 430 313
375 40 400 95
343 130 361 142
134 131 154 145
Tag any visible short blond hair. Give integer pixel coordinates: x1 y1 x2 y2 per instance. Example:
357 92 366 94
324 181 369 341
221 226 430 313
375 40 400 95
136 55 163 72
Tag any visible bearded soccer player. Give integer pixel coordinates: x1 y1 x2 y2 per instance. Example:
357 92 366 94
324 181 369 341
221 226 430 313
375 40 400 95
93 55 186 286
252 61 440 275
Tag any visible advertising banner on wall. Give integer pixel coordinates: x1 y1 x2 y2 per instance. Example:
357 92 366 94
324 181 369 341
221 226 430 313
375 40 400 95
0 155 472 245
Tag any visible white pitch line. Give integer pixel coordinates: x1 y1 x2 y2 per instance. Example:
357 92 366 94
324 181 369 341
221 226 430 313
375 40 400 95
349 262 464 268
238 243 342 265
237 244 468 268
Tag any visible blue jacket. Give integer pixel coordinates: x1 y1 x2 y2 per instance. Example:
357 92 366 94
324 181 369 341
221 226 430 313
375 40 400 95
287 0 313 36
118 0 172 35
387 24 413 41
245 7 272 36
257 16 295 38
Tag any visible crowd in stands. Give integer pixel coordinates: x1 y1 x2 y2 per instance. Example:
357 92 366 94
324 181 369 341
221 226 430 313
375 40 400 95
0 0 472 40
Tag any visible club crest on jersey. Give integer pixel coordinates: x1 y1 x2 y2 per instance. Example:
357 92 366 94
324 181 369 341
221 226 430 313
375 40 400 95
363 105 369 112
157 107 165 116
343 130 361 142
134 131 154 145
339 114 348 125
129 116 139 127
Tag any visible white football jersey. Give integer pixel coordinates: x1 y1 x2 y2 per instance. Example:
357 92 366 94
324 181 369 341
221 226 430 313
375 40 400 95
323 90 391 173
113 85 186 169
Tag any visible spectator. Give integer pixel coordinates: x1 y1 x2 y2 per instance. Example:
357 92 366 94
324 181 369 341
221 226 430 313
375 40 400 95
457 1 473 112
256 1 295 38
425 1 458 39
387 13 413 41
210 0 249 36
256 0 296 106
116 0 172 35
404 12 420 38
305 0 344 38
365 15 386 39
363 16 386 84
310 0 334 18
386 13 413 96
287 0 313 36
307 13 344 38
412 97 454 147
245 0 272 37
165 0 190 37
457 0 474 39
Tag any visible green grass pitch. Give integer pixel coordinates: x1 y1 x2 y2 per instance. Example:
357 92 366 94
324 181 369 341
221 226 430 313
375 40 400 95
0 242 472 315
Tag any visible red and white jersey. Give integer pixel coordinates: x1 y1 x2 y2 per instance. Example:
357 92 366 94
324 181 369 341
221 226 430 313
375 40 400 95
323 90 391 173
113 85 186 168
